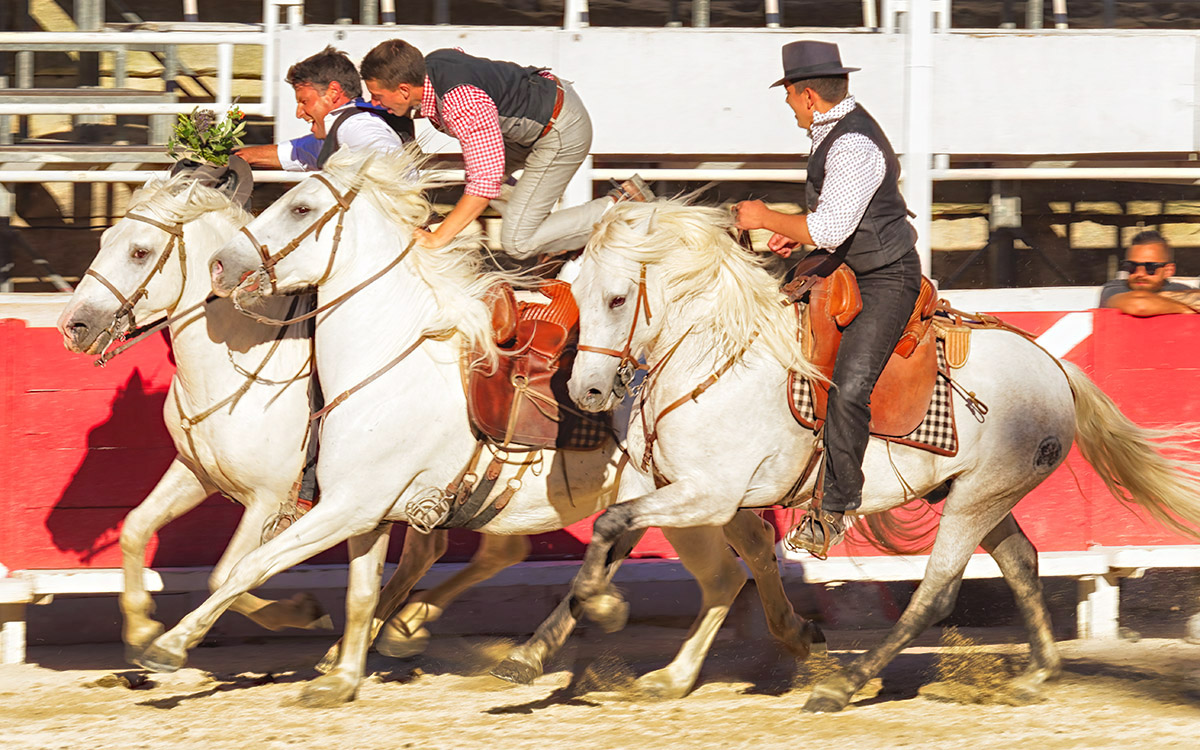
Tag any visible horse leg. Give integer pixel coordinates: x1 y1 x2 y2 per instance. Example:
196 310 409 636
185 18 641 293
980 512 1062 694
300 523 392 707
633 525 747 699
722 510 825 659
572 481 738 632
316 528 448 673
136 500 379 673
376 533 531 659
491 528 647 685
119 458 210 663
214 491 331 633
803 495 1010 713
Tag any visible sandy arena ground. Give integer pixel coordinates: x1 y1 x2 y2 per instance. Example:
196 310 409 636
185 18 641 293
1 623 1198 750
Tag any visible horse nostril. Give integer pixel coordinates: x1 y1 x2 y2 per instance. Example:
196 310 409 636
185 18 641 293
587 388 603 400
210 259 224 278
69 321 89 336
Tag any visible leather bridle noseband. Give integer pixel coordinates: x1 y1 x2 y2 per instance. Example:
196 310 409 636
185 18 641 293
236 172 359 294
85 212 188 344
576 263 653 395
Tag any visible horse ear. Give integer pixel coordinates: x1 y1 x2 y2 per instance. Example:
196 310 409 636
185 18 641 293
633 207 658 236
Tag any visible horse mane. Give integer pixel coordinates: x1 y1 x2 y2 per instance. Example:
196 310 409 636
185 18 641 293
322 146 518 364
128 173 250 229
586 199 821 381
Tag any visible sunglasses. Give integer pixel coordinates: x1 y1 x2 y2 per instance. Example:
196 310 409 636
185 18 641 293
1119 260 1169 274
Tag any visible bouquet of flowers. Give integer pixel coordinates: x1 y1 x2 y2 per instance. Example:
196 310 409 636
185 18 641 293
166 106 246 166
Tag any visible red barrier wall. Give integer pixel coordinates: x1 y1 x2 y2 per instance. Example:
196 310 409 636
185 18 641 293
2 308 1197 571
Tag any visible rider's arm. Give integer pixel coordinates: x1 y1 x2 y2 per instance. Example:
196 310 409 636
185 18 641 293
1105 290 1198 316
419 85 506 248
234 143 283 169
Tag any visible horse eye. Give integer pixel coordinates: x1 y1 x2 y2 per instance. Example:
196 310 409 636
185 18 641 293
131 246 151 260
292 204 312 216
609 296 626 309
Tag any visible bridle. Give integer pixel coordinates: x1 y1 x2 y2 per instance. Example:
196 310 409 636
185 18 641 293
85 212 187 344
576 263 653 396
235 172 359 295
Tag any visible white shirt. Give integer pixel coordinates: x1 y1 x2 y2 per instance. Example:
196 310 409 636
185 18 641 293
278 99 405 172
805 96 890 250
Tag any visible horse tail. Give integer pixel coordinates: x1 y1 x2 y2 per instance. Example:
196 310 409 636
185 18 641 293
848 500 937 556
1064 360 1200 539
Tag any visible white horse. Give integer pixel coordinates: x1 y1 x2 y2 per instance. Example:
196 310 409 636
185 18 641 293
130 147 821 706
53 170 560 671
562 199 1200 712
56 175 330 658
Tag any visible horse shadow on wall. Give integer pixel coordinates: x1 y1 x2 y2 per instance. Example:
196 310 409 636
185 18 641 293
44 365 242 569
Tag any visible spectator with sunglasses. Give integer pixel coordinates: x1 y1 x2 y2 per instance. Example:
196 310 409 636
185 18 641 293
1099 231 1196 315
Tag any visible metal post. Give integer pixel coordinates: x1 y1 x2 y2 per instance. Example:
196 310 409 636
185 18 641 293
1102 0 1115 27
860 0 876 29
1000 0 1015 28
432 0 449 25
564 0 589 29
287 3 304 28
0 77 10 146
903 0 933 275
989 182 1020 287
183 0 199 22
1026 0 1043 28
765 0 782 28
217 44 234 112
1052 0 1068 28
263 0 278 138
361 0 378 24
380 0 396 24
693 0 710 27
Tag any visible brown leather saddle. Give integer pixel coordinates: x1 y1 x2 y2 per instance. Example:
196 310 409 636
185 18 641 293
467 280 605 450
790 256 941 438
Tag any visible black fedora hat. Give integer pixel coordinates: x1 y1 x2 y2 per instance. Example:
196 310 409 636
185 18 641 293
770 41 860 88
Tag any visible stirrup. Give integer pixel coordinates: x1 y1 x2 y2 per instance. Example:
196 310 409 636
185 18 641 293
261 481 315 543
785 510 846 560
608 174 655 203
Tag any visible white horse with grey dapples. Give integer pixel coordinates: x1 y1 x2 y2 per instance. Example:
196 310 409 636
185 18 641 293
562 199 1200 712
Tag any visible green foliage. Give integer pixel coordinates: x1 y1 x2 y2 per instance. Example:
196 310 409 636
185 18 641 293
166 106 246 166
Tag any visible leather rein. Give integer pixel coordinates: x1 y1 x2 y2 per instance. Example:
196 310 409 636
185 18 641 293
85 212 187 348
575 261 756 486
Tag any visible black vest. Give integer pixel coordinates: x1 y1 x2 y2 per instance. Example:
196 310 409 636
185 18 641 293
315 105 415 169
805 104 917 274
425 49 557 147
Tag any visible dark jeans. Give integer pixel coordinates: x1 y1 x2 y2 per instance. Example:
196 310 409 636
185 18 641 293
821 248 923 513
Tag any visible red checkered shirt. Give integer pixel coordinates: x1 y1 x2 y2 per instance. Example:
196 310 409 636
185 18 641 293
419 70 554 199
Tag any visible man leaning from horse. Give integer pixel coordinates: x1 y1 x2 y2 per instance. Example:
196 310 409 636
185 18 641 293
734 41 923 556
237 45 413 172
359 40 653 261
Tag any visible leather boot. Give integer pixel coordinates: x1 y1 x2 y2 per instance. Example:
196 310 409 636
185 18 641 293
786 509 847 560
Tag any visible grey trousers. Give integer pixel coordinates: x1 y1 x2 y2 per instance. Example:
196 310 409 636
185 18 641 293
495 81 613 259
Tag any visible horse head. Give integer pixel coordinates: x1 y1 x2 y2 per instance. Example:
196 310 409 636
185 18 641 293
569 205 662 413
58 173 246 355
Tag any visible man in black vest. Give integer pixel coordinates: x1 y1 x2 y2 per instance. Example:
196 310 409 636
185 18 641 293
734 41 922 557
359 40 651 259
236 46 413 172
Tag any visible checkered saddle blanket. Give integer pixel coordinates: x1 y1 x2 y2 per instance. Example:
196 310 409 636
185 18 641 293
789 338 959 456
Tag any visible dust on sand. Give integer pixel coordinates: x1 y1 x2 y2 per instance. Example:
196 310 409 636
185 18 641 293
1 625 1198 750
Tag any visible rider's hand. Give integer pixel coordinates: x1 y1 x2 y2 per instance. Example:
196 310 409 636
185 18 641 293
766 232 801 258
732 200 773 231
414 227 450 249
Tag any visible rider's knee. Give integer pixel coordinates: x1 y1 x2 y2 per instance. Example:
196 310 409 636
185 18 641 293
500 221 540 261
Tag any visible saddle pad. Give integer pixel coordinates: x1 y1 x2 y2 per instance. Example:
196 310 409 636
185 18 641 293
790 339 959 456
559 408 611 452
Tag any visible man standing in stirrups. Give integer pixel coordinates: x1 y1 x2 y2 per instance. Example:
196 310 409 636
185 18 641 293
359 40 653 260
734 41 922 557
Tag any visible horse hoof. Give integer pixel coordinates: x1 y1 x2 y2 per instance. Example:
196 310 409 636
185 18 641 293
635 671 690 700
124 622 166 666
292 593 332 630
298 674 358 707
135 641 187 673
376 629 430 660
491 656 543 685
315 643 340 675
582 592 629 633
803 678 852 713
806 621 828 656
